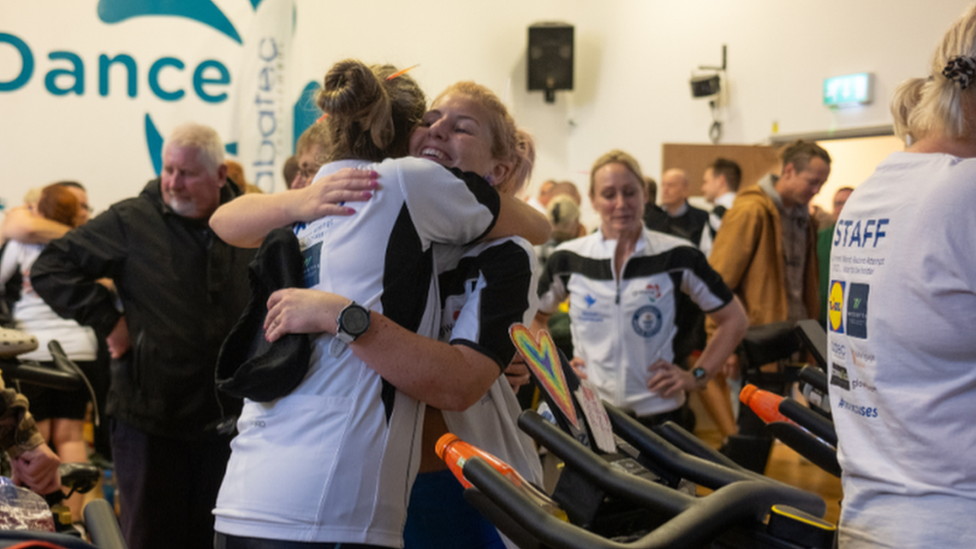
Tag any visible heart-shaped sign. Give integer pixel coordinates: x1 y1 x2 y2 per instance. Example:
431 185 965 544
509 324 579 430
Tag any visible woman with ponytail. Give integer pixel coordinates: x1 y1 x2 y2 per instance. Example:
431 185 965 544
212 63 547 549
826 5 976 548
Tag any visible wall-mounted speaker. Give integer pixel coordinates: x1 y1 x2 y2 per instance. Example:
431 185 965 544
528 23 574 103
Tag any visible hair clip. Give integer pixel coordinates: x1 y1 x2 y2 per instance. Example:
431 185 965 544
386 64 420 81
942 55 976 90
316 113 329 123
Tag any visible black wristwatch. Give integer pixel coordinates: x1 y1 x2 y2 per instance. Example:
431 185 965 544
335 302 371 344
692 366 708 385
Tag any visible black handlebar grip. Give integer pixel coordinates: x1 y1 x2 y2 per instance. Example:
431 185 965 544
465 456 827 549
779 397 838 447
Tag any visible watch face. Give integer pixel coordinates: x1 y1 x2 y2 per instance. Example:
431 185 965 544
343 307 370 334
693 367 706 380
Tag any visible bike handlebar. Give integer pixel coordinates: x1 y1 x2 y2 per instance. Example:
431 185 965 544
0 340 83 392
602 405 758 489
465 456 820 549
518 410 827 518
84 499 126 549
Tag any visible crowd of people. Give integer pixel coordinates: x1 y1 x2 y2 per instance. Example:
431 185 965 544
3 4 976 548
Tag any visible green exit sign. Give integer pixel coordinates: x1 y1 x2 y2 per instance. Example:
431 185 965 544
824 73 873 107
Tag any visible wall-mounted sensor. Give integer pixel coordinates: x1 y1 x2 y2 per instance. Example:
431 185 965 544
690 74 721 99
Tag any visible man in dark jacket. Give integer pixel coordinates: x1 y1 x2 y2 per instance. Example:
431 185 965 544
31 123 255 549
643 168 710 247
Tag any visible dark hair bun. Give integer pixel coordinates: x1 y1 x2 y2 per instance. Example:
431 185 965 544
317 60 394 150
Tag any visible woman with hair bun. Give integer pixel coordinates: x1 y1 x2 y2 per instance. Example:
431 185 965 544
212 62 547 549
827 5 976 548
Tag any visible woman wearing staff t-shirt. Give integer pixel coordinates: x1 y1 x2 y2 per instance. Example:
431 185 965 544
827 6 976 548
210 61 548 549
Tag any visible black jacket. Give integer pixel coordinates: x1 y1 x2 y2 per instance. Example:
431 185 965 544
642 202 711 247
31 179 255 439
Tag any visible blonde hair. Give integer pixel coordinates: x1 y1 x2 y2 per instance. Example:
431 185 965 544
164 123 225 175
295 121 331 166
547 194 580 242
897 4 976 141
316 60 426 162
433 82 535 194
589 150 645 198
891 78 929 143
23 187 42 208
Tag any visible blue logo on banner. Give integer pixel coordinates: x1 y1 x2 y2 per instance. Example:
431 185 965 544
3 2 302 184
632 305 662 338
847 283 869 339
293 81 322 153
98 0 243 44
584 294 596 307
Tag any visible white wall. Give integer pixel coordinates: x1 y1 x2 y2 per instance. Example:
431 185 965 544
2 0 972 228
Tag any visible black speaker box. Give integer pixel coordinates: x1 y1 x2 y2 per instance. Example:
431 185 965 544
528 23 574 100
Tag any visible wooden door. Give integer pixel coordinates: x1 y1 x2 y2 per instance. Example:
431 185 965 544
661 144 781 196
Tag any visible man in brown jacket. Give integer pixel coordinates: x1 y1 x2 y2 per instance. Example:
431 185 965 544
703 140 831 437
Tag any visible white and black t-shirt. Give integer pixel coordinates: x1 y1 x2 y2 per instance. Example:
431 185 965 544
827 152 976 549
538 229 733 417
215 157 500 547
435 237 544 487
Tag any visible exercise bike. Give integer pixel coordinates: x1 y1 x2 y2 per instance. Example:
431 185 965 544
443 326 837 549
0 330 125 549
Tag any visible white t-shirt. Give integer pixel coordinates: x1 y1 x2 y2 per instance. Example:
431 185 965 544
827 152 976 549
699 191 736 257
0 240 97 362
214 157 500 547
539 228 733 416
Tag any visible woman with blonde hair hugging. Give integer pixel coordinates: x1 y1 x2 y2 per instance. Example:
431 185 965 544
211 61 547 549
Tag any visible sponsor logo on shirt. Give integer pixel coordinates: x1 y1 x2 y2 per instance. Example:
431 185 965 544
576 293 603 322
850 347 875 368
632 305 663 338
302 242 322 287
830 341 847 360
846 283 869 339
851 379 877 393
643 283 662 302
828 280 845 334
837 397 878 418
830 363 850 391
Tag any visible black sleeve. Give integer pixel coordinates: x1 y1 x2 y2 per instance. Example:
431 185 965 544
475 241 533 370
30 207 128 337
448 167 501 244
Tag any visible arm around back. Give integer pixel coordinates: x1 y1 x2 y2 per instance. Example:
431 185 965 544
488 193 551 245
210 168 380 248
0 206 72 245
